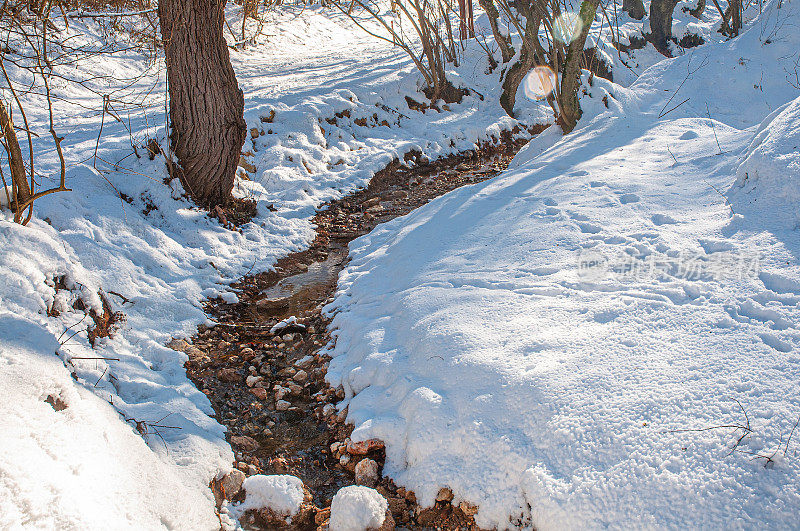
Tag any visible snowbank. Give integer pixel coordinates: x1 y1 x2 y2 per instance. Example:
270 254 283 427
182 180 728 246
325 1 800 528
0 219 227 528
329 486 388 531
731 96 800 230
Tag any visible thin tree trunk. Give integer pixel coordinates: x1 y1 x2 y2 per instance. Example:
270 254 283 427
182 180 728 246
558 0 600 133
0 100 31 205
158 0 247 207
622 0 645 19
458 0 467 40
499 4 544 117
729 0 742 35
500 46 534 116
649 0 680 56
478 0 513 63
466 0 474 37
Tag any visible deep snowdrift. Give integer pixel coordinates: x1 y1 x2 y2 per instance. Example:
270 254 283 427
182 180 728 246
325 1 800 528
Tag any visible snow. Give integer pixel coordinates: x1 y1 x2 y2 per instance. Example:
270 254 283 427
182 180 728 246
324 1 800 528
731 96 800 230
3 0 800 526
234 474 306 515
0 311 221 530
329 486 388 531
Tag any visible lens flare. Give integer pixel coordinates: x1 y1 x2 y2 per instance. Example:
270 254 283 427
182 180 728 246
523 66 556 100
553 11 583 44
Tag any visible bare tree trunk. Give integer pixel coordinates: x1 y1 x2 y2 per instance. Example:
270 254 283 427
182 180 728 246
623 0 645 19
158 0 247 207
650 0 678 57
500 45 534 116
466 0 474 37
478 0 514 63
498 1 542 117
0 100 31 205
649 0 680 56
458 0 467 39
729 0 742 35
558 0 600 132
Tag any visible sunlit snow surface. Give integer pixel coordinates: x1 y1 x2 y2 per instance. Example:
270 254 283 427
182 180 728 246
325 1 800 528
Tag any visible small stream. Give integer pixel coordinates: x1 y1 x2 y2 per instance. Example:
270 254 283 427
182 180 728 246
185 135 534 528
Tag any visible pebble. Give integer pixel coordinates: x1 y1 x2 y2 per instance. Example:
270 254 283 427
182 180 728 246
459 501 478 516
295 355 314 369
220 468 245 499
363 197 381 208
185 346 205 359
230 435 259 452
436 487 453 503
166 338 189 351
286 382 303 395
292 370 308 383
354 458 379 487
251 387 268 400
245 375 263 387
347 438 385 455
276 399 291 411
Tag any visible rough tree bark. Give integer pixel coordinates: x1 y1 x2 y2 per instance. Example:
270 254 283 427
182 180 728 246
649 0 680 56
0 100 31 206
158 0 246 207
729 0 742 35
478 0 514 63
558 0 601 133
623 0 646 19
499 1 546 117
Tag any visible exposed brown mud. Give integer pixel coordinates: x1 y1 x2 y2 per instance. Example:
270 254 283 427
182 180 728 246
182 127 544 529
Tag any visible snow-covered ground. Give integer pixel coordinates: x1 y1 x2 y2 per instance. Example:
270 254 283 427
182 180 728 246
0 4 535 528
2 0 796 527
325 0 800 528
